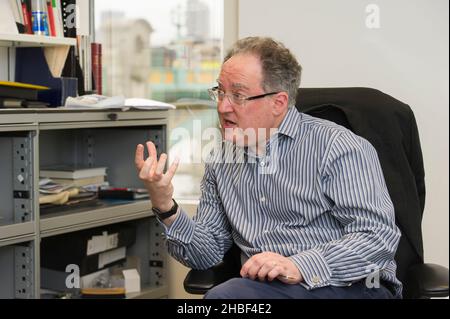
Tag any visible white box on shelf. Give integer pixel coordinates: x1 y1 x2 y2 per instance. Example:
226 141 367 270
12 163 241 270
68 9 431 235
122 269 141 293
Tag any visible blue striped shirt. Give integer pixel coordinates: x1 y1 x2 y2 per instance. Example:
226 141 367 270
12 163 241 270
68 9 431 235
163 107 402 297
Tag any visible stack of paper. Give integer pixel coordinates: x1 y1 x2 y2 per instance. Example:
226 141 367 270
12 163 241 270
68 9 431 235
64 94 176 110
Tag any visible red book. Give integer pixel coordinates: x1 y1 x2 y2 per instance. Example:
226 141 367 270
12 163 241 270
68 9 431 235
91 43 102 95
21 0 33 34
46 0 56 36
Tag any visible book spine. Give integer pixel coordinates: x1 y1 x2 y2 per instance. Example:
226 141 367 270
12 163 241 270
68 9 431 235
52 0 63 37
98 190 135 200
21 0 33 34
91 43 102 95
46 0 56 36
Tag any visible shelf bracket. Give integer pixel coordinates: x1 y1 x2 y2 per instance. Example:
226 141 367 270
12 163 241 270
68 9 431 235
149 217 165 287
13 136 33 223
14 243 35 299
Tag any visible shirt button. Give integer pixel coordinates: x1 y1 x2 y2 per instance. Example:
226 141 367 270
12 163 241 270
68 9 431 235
260 197 266 202
260 162 266 167
312 276 321 284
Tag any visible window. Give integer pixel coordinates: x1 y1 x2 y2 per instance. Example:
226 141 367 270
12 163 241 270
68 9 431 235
94 0 223 199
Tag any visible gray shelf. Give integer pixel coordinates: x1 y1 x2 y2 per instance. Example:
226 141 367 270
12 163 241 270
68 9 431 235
40 201 154 237
0 222 35 247
0 34 76 47
0 109 168 126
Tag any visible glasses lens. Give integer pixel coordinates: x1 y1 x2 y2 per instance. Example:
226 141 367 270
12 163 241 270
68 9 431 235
231 94 244 106
208 88 218 102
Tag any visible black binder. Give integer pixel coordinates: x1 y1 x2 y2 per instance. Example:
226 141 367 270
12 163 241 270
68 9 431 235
41 223 137 276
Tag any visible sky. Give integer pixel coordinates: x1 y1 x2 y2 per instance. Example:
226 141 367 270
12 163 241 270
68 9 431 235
94 0 223 46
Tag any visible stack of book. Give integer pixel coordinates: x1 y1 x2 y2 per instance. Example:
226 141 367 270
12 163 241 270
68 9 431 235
0 81 50 109
39 165 108 213
40 165 108 189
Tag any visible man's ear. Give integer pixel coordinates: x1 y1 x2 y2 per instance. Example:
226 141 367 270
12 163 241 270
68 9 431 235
272 92 289 116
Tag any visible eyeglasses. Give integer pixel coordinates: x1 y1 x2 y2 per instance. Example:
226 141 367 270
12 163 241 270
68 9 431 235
208 86 281 106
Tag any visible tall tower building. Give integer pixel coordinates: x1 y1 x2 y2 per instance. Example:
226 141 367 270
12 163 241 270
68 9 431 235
185 0 210 41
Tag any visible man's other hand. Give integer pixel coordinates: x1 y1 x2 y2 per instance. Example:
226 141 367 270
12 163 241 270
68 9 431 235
240 251 303 284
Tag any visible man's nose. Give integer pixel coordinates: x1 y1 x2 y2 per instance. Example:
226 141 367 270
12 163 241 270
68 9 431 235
217 96 234 114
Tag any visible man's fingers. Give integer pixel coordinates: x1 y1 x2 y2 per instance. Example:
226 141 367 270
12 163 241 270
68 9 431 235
165 157 180 181
139 156 153 180
146 141 158 161
155 153 168 177
267 266 284 282
256 261 278 282
135 144 145 170
241 256 269 280
146 141 158 174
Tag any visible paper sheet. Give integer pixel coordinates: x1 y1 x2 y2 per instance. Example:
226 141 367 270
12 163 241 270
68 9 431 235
0 0 19 35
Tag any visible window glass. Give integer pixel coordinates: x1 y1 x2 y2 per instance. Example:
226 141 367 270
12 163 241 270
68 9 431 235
95 0 223 199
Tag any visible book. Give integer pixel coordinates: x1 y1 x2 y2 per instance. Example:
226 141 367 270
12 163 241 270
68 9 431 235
98 187 149 200
52 0 64 37
0 98 49 108
46 0 56 36
50 175 105 187
91 42 102 95
40 165 107 179
0 80 49 101
20 0 33 34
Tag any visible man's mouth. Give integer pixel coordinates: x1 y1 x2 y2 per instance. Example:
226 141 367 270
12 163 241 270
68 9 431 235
222 119 237 128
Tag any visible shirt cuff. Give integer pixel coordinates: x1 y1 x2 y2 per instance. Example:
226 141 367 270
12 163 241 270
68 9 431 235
159 207 196 245
289 249 332 289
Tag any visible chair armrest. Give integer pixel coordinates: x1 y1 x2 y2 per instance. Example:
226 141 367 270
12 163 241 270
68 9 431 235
406 263 449 298
183 261 239 295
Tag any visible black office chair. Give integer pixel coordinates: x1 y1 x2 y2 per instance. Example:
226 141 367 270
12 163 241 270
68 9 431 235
183 87 449 299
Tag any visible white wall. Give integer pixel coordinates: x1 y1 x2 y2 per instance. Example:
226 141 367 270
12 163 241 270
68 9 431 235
238 0 449 267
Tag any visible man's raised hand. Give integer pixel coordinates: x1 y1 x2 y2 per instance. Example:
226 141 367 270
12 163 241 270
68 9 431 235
135 141 180 211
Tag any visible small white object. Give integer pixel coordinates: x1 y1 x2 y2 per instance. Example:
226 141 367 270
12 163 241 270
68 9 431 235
122 269 141 293
17 174 24 183
98 247 126 269
65 95 126 109
125 98 176 110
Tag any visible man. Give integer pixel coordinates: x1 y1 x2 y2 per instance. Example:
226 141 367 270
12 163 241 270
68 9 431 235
135 37 402 299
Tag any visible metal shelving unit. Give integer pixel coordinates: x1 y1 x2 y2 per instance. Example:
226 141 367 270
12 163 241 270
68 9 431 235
0 109 169 299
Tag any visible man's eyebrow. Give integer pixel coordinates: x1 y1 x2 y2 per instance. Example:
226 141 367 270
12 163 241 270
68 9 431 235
231 83 249 90
216 80 249 90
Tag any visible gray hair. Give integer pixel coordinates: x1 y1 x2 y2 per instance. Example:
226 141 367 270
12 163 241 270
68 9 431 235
224 37 302 107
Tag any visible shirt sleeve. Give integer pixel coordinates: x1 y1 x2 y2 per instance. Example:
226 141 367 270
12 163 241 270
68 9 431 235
289 131 401 289
160 161 234 270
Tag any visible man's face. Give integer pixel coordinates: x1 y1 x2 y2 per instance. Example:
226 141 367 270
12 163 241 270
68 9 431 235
216 54 278 147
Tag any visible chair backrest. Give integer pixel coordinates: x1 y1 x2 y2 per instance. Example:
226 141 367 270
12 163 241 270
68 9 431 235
295 87 426 292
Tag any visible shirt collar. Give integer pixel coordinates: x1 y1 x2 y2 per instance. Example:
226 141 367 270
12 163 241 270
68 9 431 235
276 106 302 139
